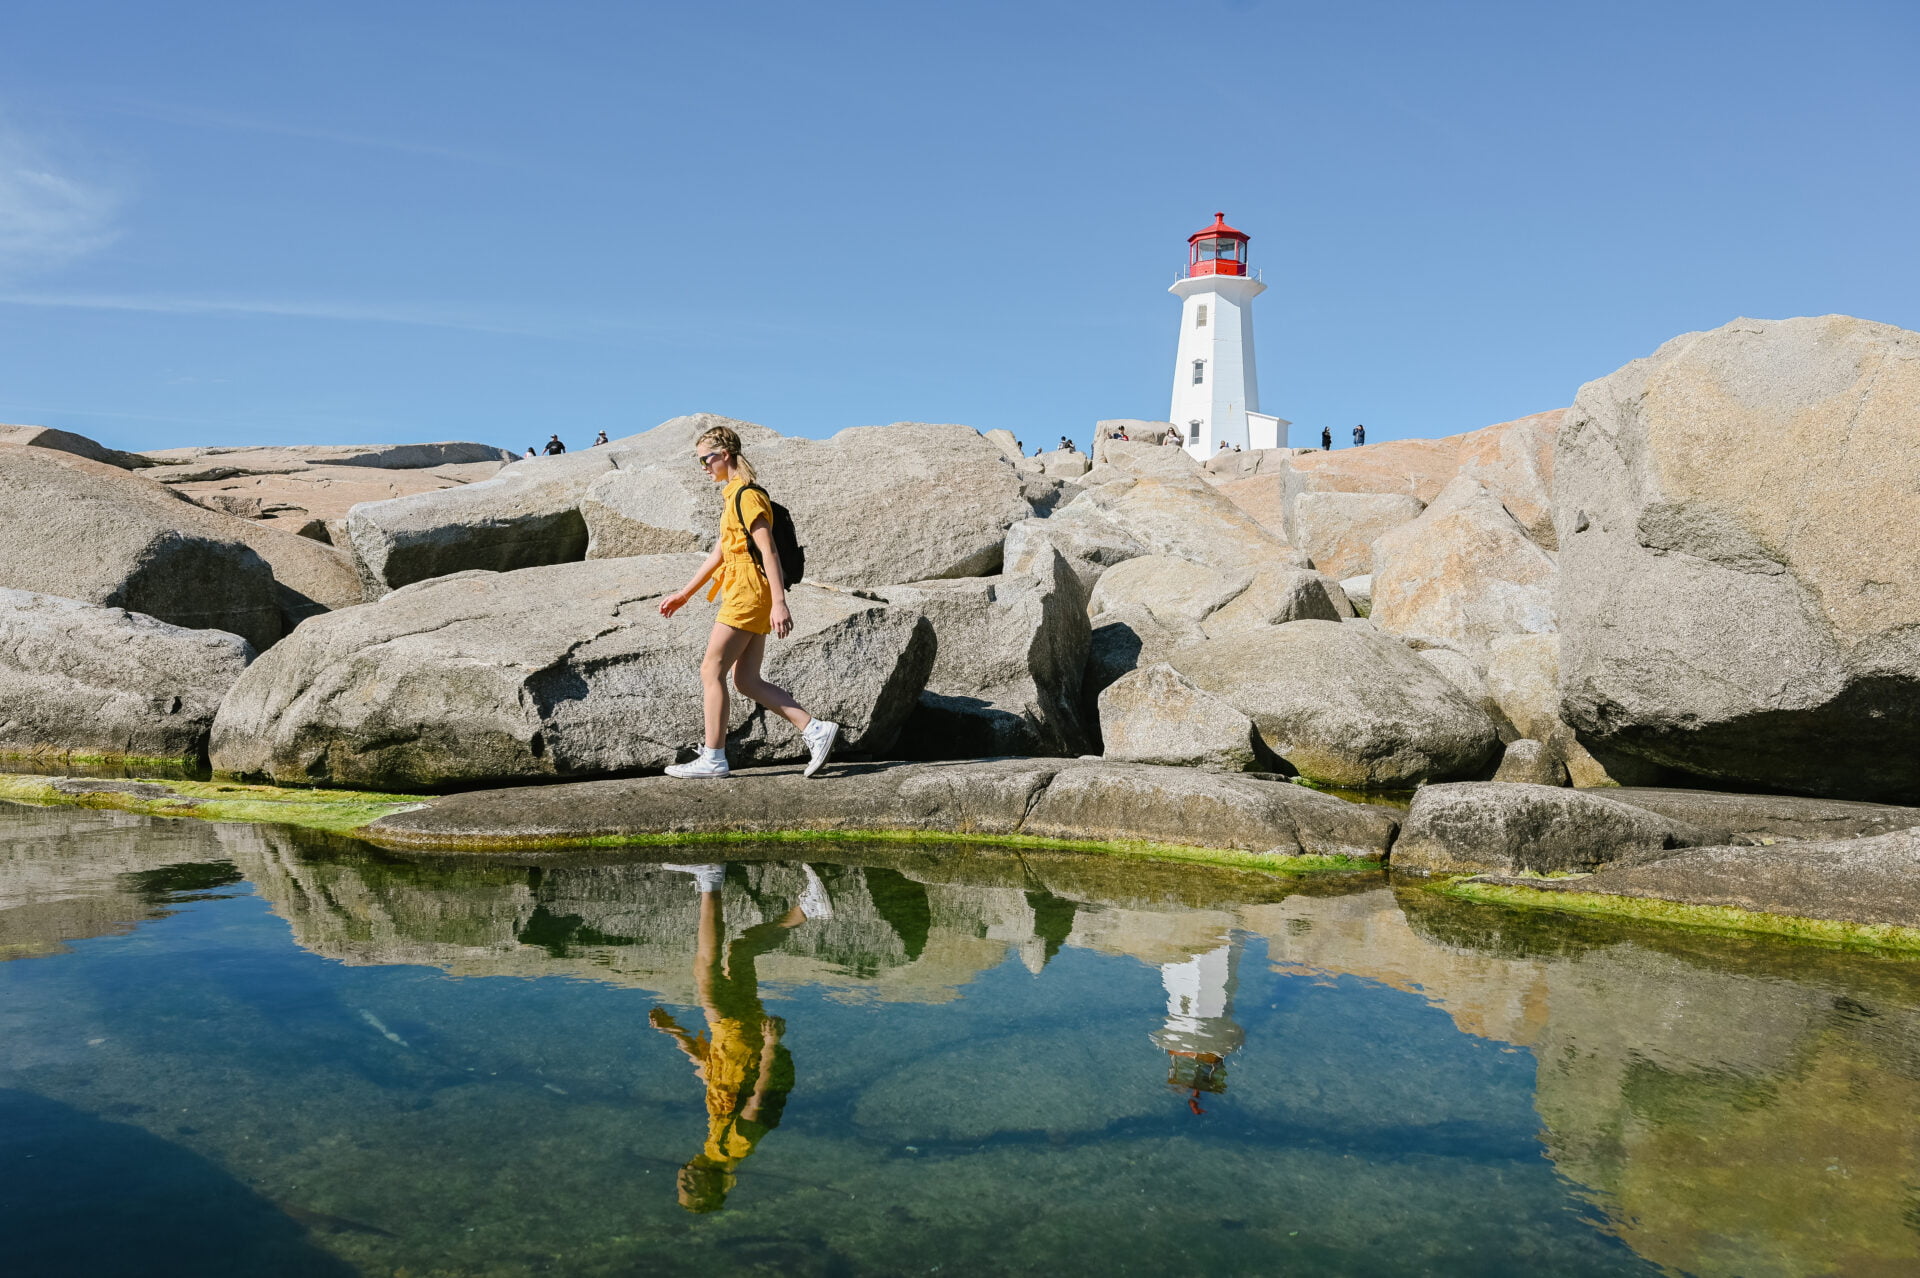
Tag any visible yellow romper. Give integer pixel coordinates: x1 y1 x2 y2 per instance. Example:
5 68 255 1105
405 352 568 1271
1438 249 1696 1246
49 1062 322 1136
706 479 774 634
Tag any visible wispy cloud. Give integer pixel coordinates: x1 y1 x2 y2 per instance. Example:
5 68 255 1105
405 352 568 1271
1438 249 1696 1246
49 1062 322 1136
0 290 580 338
0 123 119 282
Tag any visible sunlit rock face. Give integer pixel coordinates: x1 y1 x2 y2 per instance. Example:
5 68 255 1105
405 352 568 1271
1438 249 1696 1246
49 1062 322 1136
1554 315 1920 803
209 555 934 790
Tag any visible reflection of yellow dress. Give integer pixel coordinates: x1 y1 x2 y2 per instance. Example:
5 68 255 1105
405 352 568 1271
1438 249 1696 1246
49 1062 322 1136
705 479 774 634
655 912 797 1210
698 1015 788 1165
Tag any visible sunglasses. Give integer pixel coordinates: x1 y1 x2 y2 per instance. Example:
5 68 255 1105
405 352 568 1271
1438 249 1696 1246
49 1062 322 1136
695 450 725 469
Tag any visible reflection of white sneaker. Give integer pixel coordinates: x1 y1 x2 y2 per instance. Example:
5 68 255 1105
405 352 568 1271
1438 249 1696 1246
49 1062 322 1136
661 863 725 893
665 752 729 779
801 719 839 779
798 864 834 920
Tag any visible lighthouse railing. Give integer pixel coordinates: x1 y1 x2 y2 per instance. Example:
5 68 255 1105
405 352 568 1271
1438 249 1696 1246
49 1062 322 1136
1174 267 1263 284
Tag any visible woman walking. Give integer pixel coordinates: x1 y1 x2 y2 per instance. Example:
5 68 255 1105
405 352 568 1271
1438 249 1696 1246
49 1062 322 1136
657 425 838 779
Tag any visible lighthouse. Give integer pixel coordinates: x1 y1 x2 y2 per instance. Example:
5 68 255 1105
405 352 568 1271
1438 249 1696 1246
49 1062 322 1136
1168 213 1287 458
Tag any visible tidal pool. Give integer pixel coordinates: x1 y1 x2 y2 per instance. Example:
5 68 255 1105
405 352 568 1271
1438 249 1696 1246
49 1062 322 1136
3 803 1918 1277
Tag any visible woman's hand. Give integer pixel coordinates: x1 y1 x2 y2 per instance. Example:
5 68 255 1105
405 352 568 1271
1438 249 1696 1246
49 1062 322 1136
770 601 792 638
659 588 692 619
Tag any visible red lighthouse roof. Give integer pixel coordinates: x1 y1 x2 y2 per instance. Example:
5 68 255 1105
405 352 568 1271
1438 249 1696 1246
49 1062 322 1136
1186 212 1249 277
1187 212 1248 244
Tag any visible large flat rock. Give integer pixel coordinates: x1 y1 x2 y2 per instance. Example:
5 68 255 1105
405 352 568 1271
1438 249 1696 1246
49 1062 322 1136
142 441 515 469
357 757 1401 861
1391 781 1729 876
1599 787 1920 843
1481 828 1920 930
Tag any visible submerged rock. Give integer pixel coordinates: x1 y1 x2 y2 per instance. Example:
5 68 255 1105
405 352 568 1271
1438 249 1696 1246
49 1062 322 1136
210 555 934 790
1392 782 1728 876
1554 315 1920 804
357 757 1400 861
0 588 252 763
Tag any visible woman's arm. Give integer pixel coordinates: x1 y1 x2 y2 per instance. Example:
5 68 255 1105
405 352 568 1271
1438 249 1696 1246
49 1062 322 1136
749 516 791 638
659 542 724 618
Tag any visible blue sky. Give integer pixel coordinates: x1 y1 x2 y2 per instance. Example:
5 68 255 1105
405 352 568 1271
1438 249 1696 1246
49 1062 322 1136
1 0 1914 455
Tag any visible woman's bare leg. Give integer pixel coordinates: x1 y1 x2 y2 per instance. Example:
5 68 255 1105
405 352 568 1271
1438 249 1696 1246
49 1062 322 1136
701 623 758 749
729 631 811 731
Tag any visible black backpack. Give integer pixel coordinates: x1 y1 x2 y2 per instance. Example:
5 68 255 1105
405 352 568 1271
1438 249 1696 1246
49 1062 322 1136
733 483 806 587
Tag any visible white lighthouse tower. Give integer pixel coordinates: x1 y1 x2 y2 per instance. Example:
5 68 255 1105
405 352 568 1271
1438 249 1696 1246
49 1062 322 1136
1168 213 1286 458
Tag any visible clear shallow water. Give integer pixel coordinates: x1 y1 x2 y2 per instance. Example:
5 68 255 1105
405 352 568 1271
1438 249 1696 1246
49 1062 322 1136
3 804 1919 1277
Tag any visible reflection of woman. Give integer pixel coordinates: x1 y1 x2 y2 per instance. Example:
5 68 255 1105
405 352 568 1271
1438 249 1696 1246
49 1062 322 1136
649 864 829 1212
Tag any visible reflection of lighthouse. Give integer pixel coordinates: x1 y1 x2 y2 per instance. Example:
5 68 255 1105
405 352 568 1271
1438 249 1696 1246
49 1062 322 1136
1150 941 1246 1108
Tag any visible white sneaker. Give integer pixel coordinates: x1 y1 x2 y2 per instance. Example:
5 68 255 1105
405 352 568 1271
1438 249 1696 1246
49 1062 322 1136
661 863 725 892
801 720 839 779
665 754 730 779
798 864 834 920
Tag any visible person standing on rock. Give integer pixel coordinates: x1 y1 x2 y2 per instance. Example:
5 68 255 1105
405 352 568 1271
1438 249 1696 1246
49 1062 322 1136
1320 426 1332 451
1353 424 1366 446
657 424 838 780
593 430 610 446
543 434 567 455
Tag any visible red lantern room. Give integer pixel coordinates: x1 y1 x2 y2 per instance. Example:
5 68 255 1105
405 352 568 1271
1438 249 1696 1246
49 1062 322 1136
1186 212 1249 278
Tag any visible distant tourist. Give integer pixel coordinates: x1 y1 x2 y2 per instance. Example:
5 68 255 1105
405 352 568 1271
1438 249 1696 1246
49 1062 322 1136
543 434 567 455
1320 426 1332 450
524 446 537 459
649 862 827 1212
657 424 838 782
593 430 610 446
1117 428 1131 442
1353 424 1366 446
1164 428 1182 446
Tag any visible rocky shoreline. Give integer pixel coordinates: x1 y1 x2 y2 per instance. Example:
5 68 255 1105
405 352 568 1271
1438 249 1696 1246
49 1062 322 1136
5 314 1920 943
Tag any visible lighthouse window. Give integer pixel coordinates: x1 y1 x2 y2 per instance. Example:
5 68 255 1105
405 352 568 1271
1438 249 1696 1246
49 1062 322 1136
1188 420 1201 442
1192 360 1205 384
1201 237 1238 261
1195 305 1208 328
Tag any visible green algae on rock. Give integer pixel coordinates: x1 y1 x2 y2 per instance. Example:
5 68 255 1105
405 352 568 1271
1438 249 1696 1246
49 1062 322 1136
0 774 427 836
1436 877 1920 955
355 758 1400 864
